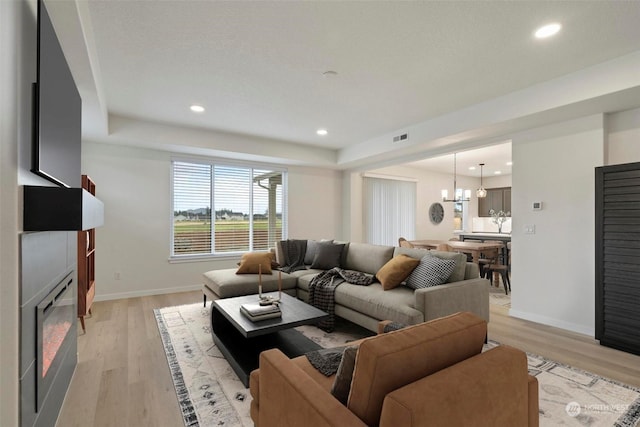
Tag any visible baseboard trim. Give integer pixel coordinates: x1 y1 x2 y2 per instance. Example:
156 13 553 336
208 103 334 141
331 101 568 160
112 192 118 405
94 284 202 302
508 308 595 338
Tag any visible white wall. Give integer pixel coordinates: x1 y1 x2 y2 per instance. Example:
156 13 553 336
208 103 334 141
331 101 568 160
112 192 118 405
0 2 21 423
483 174 512 188
359 165 480 241
82 141 342 300
607 107 640 165
510 115 604 335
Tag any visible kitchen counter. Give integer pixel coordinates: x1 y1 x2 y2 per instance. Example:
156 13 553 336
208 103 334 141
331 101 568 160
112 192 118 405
457 232 511 242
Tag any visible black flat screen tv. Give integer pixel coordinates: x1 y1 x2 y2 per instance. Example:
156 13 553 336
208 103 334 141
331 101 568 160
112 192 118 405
32 0 82 188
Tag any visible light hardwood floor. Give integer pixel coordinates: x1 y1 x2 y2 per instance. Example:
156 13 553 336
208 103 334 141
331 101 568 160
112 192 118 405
56 292 640 426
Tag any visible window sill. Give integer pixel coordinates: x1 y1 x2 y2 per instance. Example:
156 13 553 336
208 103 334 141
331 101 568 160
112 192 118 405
168 253 241 264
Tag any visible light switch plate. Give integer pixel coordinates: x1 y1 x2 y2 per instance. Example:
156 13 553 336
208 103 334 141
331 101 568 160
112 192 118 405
524 224 536 234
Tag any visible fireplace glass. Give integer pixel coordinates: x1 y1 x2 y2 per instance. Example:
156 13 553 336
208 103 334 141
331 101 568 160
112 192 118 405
36 272 74 411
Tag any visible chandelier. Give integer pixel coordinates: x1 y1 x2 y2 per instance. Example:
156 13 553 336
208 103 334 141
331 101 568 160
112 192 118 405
476 163 487 198
441 153 470 202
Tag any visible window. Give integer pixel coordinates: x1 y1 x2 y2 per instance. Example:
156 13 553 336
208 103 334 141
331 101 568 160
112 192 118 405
363 175 416 246
453 189 469 232
171 159 287 258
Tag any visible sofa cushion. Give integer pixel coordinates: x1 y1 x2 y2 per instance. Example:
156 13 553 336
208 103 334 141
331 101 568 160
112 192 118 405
405 254 457 289
236 251 274 274
330 345 358 405
334 283 423 326
310 243 346 270
375 254 420 290
344 242 395 275
347 312 486 426
393 247 467 282
203 268 297 298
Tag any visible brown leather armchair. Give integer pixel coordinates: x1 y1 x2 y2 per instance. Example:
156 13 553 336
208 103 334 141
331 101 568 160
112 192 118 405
250 312 538 427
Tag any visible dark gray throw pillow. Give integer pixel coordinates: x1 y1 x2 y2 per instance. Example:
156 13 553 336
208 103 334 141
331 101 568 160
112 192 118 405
330 345 358 405
304 239 334 265
310 243 345 270
405 254 457 289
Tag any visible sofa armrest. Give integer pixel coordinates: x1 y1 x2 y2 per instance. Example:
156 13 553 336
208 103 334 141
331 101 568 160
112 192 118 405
414 278 489 323
377 320 393 334
257 349 367 427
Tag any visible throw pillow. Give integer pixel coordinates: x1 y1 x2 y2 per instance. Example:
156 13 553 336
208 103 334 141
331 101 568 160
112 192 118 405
236 252 273 274
405 254 456 289
304 239 334 265
375 254 420 290
310 243 345 270
330 345 358 405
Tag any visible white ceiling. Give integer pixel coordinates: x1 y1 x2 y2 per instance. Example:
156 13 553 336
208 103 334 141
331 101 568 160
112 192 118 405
49 0 640 169
407 142 512 177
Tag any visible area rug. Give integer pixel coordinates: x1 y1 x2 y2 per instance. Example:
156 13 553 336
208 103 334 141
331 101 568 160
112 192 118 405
489 284 511 307
155 303 640 427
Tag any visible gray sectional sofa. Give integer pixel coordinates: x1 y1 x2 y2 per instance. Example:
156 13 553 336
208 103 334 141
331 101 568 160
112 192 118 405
202 240 490 332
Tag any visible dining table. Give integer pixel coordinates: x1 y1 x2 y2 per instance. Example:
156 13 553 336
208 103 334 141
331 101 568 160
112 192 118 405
409 239 505 264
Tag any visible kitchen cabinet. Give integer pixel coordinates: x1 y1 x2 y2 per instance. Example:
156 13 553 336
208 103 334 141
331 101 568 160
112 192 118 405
478 187 511 217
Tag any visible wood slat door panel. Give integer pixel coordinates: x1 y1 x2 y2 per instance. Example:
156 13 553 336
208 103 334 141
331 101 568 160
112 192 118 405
596 161 640 356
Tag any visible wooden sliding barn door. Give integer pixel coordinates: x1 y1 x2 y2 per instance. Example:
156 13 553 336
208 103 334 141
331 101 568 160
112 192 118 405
595 161 640 356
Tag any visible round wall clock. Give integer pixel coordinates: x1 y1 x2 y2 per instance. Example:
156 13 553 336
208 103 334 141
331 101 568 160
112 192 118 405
429 202 444 224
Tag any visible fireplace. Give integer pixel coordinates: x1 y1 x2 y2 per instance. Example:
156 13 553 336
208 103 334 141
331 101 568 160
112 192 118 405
35 271 75 411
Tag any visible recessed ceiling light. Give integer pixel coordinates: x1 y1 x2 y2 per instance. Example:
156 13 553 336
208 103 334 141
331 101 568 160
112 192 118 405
468 166 476 171
317 129 328 136
535 23 561 39
506 161 513 166
190 105 205 113
494 171 502 175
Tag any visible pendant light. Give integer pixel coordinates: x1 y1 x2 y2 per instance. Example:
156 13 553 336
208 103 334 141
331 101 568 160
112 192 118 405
441 153 470 202
476 163 487 198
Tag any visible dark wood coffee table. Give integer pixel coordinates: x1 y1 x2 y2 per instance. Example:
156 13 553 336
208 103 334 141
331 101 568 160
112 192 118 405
210 291 328 387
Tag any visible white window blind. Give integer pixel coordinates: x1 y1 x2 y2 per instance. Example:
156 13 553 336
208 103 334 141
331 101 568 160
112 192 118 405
171 160 287 257
363 176 416 246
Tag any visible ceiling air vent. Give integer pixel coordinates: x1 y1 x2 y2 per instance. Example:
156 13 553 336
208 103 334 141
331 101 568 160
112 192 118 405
393 133 409 143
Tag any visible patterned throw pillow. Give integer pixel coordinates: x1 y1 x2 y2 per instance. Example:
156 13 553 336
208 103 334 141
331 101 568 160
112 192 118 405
405 254 456 289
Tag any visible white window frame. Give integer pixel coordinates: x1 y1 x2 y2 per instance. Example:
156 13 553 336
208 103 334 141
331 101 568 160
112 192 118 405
169 156 288 262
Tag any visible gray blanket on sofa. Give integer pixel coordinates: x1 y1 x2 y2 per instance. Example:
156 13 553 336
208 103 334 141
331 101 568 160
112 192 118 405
279 239 308 273
309 267 373 332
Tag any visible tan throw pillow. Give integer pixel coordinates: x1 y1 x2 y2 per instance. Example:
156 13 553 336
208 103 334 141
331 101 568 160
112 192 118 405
330 345 358 405
236 252 273 274
375 254 419 290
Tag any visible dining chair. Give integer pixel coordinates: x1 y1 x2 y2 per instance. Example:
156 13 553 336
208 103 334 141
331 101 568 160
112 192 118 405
398 237 414 248
435 243 450 252
483 244 510 295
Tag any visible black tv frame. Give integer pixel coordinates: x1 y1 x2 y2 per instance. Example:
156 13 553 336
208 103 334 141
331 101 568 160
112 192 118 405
31 0 82 189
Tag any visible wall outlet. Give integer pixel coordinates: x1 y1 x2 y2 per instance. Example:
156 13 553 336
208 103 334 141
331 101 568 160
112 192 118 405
524 224 536 234
114 272 121 280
